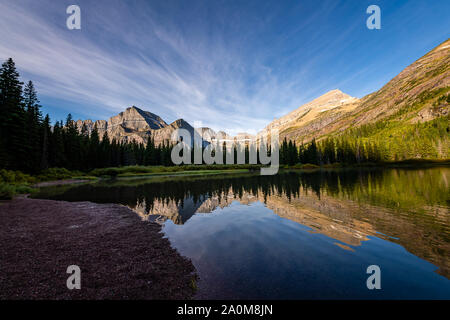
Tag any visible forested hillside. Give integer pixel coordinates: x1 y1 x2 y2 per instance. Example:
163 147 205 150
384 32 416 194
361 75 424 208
0 58 175 173
1 36 449 175
273 39 450 163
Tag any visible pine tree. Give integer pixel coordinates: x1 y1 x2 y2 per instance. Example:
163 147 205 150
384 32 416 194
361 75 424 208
88 124 100 169
287 140 298 165
144 135 155 166
49 121 66 167
23 81 43 172
280 138 288 165
40 114 51 170
63 114 82 169
307 139 318 164
100 132 111 167
0 58 26 169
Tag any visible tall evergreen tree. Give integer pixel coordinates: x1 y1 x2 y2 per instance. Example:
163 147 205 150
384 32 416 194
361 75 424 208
100 132 111 167
23 81 43 172
88 124 100 169
0 58 26 169
40 114 51 170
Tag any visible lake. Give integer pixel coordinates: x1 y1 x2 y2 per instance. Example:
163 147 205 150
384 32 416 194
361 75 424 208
34 167 450 299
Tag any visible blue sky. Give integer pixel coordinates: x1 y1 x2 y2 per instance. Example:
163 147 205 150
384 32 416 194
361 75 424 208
0 0 449 134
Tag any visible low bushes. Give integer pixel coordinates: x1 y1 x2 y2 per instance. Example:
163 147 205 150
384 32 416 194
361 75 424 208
0 168 87 185
0 169 37 200
0 183 34 200
0 168 87 200
36 168 85 181
0 169 36 184
0 183 15 200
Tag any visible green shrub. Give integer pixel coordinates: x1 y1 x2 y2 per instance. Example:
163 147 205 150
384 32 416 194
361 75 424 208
36 168 84 181
0 169 36 184
0 169 15 183
0 183 34 200
0 183 15 200
15 185 34 194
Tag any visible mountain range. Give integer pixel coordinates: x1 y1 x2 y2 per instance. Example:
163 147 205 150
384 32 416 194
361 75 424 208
258 39 449 146
76 39 449 157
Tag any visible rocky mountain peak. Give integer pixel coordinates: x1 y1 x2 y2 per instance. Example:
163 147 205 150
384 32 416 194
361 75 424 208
258 89 359 140
297 89 358 112
258 39 450 145
170 119 190 128
76 107 174 145
111 106 168 131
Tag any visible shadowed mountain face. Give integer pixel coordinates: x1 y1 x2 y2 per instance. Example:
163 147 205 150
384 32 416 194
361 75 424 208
34 167 450 280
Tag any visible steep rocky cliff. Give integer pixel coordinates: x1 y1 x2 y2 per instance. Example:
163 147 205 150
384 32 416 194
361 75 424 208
76 107 250 146
76 106 194 145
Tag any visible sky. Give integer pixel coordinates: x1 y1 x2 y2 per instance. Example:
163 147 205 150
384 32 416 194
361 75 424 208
0 0 449 135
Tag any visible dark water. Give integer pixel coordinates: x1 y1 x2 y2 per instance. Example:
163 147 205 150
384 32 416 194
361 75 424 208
34 167 450 299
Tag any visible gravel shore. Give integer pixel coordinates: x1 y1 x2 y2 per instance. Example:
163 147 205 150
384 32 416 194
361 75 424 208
0 196 197 300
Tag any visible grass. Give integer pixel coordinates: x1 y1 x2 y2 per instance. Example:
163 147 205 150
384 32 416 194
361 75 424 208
3 158 449 200
89 164 262 177
115 169 250 178
381 158 450 167
0 168 96 185
0 168 97 200
0 165 260 199
281 159 450 171
0 183 35 200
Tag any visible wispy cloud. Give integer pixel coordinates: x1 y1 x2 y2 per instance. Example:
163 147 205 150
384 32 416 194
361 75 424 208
1 0 449 133
0 0 337 133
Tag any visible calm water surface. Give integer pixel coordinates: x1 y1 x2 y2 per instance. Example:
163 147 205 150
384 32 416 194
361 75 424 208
34 167 450 299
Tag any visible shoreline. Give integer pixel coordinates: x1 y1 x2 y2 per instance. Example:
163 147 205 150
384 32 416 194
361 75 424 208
2 160 449 200
33 179 92 188
0 196 197 300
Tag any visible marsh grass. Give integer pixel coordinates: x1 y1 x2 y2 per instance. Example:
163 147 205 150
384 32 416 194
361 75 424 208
0 168 96 199
0 183 35 200
89 164 262 177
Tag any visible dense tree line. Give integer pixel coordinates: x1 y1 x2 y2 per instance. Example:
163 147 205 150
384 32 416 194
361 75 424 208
279 89 450 165
279 137 384 166
49 117 175 171
0 58 175 174
2 58 447 174
0 58 272 174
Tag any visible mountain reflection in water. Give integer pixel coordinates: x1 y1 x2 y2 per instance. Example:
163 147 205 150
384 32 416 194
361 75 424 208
34 167 450 298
